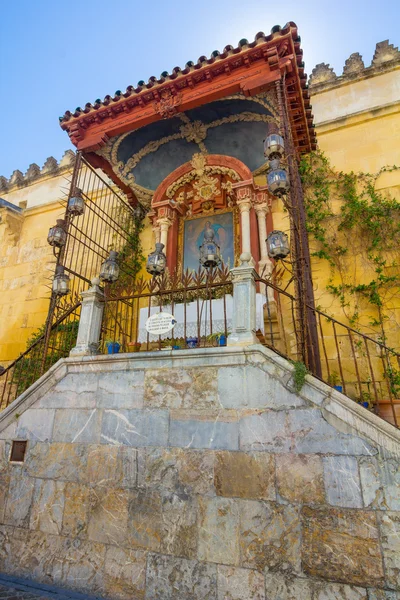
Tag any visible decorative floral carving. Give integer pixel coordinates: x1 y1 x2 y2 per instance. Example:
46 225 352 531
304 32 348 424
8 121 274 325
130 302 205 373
153 89 183 119
180 120 207 144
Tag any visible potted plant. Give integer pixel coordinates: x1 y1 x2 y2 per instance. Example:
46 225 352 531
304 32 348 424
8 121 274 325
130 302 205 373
127 341 141 353
105 339 121 354
206 331 228 347
328 371 342 393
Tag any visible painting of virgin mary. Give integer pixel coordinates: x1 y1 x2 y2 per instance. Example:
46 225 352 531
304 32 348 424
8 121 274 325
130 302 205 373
183 212 234 272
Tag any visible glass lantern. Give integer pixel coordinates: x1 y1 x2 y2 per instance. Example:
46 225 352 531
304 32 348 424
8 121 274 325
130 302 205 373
199 225 222 269
100 251 120 283
146 243 167 276
267 159 290 197
266 230 290 260
264 133 285 160
52 265 70 296
133 203 145 222
47 219 67 247
67 188 85 217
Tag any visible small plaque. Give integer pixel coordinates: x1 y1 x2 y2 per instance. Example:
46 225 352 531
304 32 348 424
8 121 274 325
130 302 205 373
145 312 177 336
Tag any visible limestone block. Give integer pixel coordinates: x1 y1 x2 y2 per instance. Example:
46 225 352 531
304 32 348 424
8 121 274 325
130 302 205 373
87 444 121 486
0 473 10 522
16 409 55 442
0 440 8 471
360 457 400 511
0 421 16 440
99 406 170 447
29 478 65 535
323 456 363 508
239 411 288 452
138 447 215 496
288 409 375 455
379 512 400 590
120 446 138 488
160 491 198 559
302 506 384 587
52 409 102 444
276 454 325 504
313 581 368 599
198 496 240 565
170 413 239 451
239 500 301 573
217 366 304 410
4 474 34 527
146 553 217 600
144 367 218 409
87 488 129 546
97 370 145 409
367 590 400 599
62 482 90 538
215 451 275 500
103 546 146 600
217 565 265 600
25 442 88 482
264 573 313 599
38 373 98 408
52 537 105 594
128 489 162 551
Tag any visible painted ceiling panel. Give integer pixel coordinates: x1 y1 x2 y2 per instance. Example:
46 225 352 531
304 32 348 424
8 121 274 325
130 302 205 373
204 120 266 173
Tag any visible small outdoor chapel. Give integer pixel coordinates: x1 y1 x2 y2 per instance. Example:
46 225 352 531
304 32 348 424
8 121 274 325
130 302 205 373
0 21 400 600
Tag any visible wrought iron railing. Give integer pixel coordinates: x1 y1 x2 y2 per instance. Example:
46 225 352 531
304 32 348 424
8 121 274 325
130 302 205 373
0 300 81 411
101 267 233 353
258 275 400 427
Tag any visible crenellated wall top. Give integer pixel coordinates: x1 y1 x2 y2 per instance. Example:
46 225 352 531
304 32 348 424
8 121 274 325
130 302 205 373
309 40 400 92
0 150 75 194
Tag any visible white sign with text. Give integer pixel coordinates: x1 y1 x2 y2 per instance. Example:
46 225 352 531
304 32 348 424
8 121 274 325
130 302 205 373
145 312 177 336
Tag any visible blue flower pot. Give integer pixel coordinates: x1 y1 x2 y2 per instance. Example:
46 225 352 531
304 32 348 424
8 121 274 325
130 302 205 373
217 334 227 347
107 342 120 354
172 346 181 350
333 385 343 393
186 337 198 349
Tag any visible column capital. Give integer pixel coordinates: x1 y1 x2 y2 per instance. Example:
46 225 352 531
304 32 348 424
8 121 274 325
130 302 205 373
254 203 269 217
236 199 252 213
157 217 173 230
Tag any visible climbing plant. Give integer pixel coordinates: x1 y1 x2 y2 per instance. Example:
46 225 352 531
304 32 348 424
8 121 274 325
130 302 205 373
299 151 400 351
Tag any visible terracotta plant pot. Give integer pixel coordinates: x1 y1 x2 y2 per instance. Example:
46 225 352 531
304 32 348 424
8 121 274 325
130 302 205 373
127 342 141 353
377 399 400 426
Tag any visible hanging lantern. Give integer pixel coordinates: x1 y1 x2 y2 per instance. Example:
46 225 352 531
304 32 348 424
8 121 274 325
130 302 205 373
100 251 120 283
199 224 222 269
264 133 285 160
146 242 167 275
267 159 290 197
67 188 85 216
133 203 145 222
266 230 290 260
52 265 70 296
47 219 67 247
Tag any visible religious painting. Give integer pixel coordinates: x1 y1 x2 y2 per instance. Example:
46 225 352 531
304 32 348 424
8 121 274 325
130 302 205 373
183 211 235 273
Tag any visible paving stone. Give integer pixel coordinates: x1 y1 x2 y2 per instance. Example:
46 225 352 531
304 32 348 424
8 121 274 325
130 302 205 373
276 454 325 504
16 410 55 442
169 414 239 451
146 553 217 600
61 483 90 538
379 511 400 590
214 451 275 500
97 370 145 409
302 506 384 587
198 497 240 565
4 476 34 528
52 410 102 444
239 500 301 574
102 545 146 600
217 565 265 600
101 408 168 447
144 368 218 409
323 456 363 508
264 573 313 599
29 479 65 535
218 365 304 409
24 443 88 483
138 447 214 496
87 488 129 546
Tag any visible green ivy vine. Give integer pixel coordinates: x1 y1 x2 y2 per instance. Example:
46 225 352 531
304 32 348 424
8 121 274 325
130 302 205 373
299 151 400 350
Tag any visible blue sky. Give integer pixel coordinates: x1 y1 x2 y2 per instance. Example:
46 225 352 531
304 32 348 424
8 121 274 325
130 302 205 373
0 0 398 179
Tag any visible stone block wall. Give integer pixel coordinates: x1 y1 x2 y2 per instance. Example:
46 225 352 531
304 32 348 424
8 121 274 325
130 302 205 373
0 346 399 599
